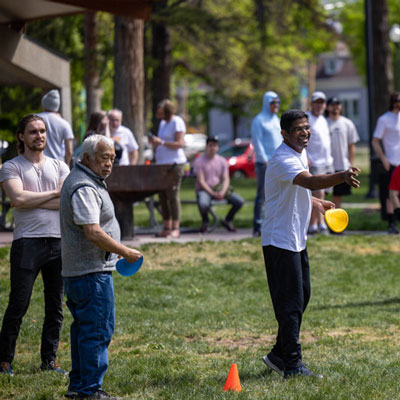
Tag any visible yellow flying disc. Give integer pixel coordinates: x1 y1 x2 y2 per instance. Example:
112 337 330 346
324 208 349 233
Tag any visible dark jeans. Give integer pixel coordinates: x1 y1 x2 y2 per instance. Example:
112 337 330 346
196 190 244 223
262 245 310 370
64 272 115 396
0 238 64 364
254 162 267 232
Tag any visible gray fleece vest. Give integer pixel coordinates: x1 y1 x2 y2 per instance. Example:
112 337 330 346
60 162 121 277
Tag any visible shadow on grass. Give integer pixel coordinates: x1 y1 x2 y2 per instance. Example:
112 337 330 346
314 297 400 310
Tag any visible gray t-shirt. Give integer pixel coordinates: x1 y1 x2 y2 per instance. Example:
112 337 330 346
38 112 74 161
0 155 70 240
71 186 102 225
328 116 359 171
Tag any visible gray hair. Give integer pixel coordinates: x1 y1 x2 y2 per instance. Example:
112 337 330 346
108 108 123 119
80 134 114 160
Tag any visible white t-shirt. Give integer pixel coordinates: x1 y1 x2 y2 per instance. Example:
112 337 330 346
38 112 74 161
306 112 333 167
0 155 70 240
261 143 312 252
328 116 359 171
155 115 187 165
373 111 400 166
111 125 139 166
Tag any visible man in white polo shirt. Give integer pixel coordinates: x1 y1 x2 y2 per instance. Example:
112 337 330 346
261 109 360 379
108 109 138 166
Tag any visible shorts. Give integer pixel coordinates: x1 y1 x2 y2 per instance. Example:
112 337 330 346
310 164 334 193
333 175 351 197
309 164 334 175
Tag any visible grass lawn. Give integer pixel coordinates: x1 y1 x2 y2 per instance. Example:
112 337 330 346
0 234 399 399
134 144 387 232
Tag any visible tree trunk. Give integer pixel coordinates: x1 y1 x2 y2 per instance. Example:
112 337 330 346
366 0 393 133
84 12 102 128
151 0 172 134
114 16 145 163
365 0 393 197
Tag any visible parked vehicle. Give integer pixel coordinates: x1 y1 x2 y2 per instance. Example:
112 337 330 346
219 139 256 178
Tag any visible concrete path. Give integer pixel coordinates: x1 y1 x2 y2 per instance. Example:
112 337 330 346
0 226 394 249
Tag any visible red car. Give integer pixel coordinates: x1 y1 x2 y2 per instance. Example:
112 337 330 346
219 139 256 178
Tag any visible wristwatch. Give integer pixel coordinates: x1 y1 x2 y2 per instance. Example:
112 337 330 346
161 140 165 145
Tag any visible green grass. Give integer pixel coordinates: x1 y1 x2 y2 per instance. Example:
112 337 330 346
134 144 386 231
0 235 400 399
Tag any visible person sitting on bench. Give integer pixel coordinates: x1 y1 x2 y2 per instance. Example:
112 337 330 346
193 136 244 233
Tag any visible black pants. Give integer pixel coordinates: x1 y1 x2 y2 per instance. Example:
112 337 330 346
0 238 64 364
263 245 310 370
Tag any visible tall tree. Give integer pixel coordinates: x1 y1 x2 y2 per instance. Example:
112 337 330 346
114 16 145 163
151 0 172 134
84 12 102 124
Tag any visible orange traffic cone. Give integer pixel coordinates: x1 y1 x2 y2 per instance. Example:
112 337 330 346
224 363 242 392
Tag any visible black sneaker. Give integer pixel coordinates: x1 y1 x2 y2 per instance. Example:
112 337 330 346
221 219 236 232
388 223 399 234
284 365 323 379
65 390 79 399
40 360 68 375
262 352 284 376
0 361 13 376
80 390 122 399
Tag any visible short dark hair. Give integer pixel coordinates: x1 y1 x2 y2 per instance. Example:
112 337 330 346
389 92 400 111
206 136 219 144
16 114 46 154
280 109 308 132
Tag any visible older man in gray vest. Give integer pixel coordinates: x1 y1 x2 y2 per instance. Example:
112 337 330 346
60 135 142 400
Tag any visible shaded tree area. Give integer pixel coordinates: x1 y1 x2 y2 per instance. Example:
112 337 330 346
4 1 392 156
340 0 400 130
148 0 335 137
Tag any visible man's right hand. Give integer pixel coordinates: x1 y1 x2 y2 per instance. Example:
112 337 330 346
124 248 142 263
344 167 361 188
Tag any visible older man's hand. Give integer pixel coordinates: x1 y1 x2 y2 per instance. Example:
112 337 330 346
124 248 142 264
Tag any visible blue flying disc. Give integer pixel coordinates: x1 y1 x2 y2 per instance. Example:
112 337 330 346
116 256 144 277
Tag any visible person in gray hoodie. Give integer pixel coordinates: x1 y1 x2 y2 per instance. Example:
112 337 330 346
251 91 282 236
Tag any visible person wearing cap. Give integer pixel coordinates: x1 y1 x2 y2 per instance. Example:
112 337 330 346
108 109 139 166
0 115 69 377
306 91 334 234
251 91 282 237
372 92 400 234
60 134 142 399
38 89 75 166
193 136 244 233
326 97 359 208
261 109 360 379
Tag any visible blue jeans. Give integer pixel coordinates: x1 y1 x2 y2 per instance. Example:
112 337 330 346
254 162 267 232
196 190 244 223
63 272 115 396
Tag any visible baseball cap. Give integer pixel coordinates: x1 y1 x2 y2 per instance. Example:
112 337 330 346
327 97 341 105
311 91 326 102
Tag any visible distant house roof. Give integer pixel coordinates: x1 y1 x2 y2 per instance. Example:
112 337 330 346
316 56 359 80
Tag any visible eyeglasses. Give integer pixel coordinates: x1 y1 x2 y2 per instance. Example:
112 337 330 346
292 125 311 134
270 101 280 105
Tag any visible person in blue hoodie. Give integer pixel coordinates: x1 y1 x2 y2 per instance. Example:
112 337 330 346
251 91 282 236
